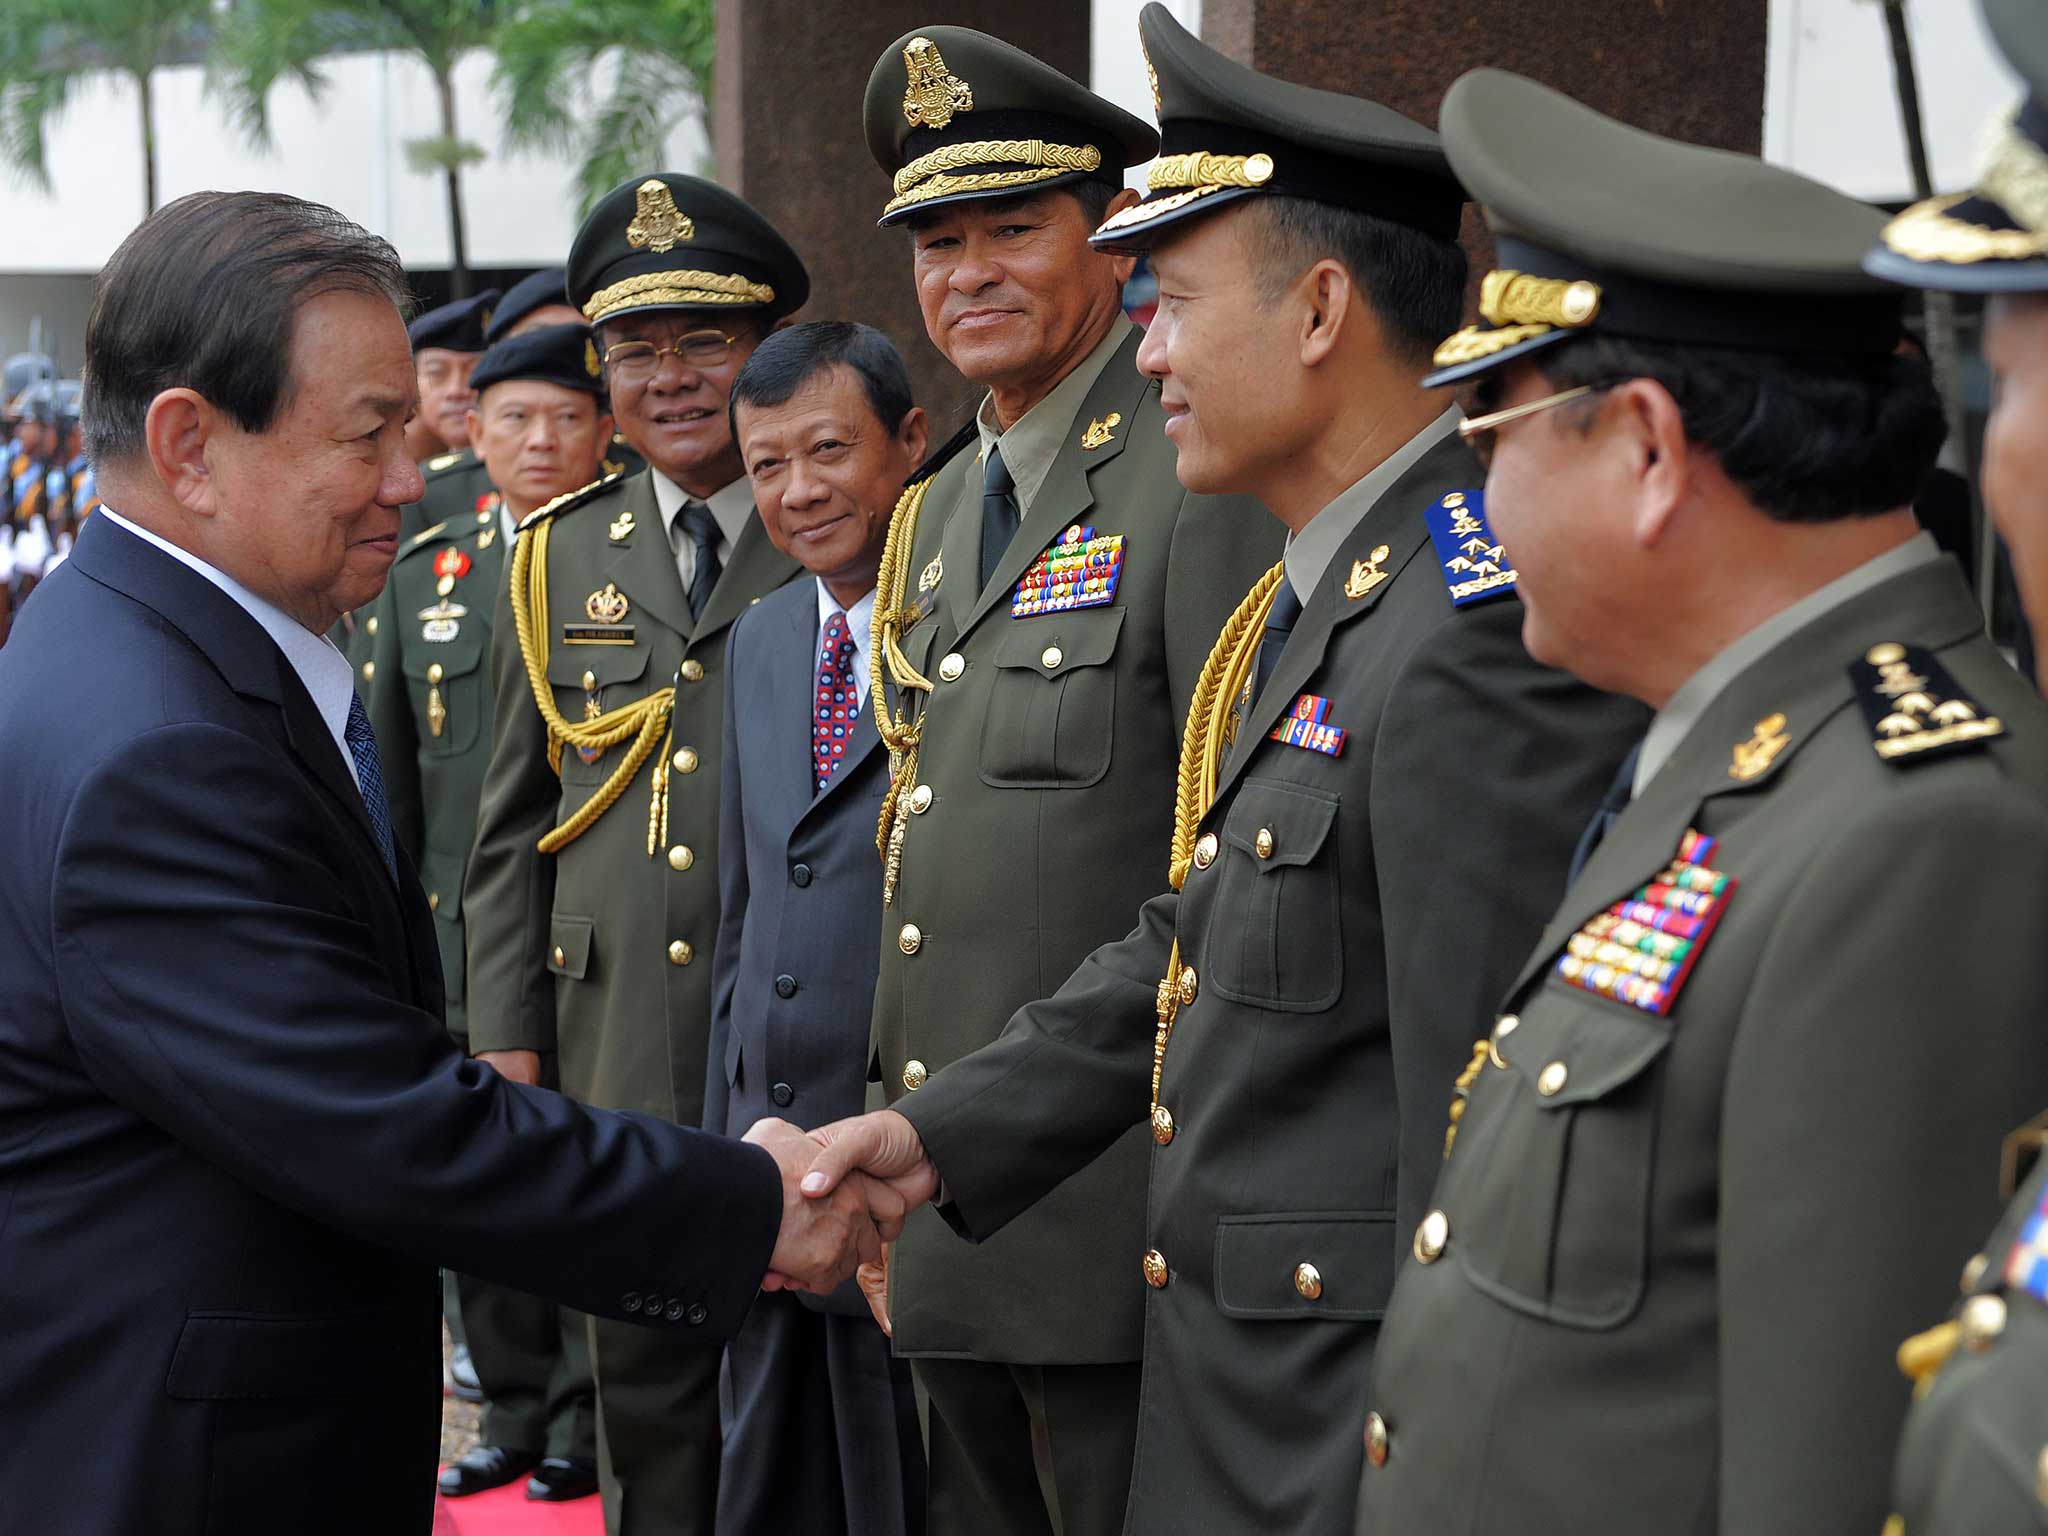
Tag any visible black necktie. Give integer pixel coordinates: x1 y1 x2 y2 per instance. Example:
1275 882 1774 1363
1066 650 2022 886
675 500 722 621
1252 577 1304 705
980 444 1018 591
1566 741 1643 888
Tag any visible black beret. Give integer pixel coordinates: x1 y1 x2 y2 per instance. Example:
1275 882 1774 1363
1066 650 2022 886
864 26 1157 227
484 267 574 344
407 289 502 353
469 323 608 401
568 173 809 327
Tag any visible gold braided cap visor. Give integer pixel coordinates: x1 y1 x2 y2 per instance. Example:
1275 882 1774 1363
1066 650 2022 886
883 137 1105 218
1880 108 2048 266
582 267 776 325
1432 269 1603 367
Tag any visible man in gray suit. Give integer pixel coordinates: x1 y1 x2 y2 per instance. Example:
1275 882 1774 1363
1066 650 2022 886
707 322 930 1536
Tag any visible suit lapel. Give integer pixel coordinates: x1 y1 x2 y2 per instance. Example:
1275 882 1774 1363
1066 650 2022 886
595 475 691 638
776 591 824 825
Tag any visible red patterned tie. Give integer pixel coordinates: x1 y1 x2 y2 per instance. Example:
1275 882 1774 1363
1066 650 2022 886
814 610 859 791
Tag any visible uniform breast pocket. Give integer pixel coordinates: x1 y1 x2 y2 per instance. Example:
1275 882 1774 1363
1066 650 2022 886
546 643 652 785
976 609 1124 789
1452 989 1673 1330
1203 777 1342 1012
403 639 486 757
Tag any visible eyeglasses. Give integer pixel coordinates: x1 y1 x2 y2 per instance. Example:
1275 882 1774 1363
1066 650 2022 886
603 330 739 383
1458 382 1608 471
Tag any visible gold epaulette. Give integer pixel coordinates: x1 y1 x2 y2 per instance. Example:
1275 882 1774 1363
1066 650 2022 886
423 448 471 476
516 471 623 534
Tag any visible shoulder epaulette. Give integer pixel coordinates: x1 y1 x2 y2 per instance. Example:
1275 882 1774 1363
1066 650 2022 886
1850 640 2006 766
516 470 625 534
903 418 979 490
396 518 451 556
1422 488 1519 608
422 449 472 478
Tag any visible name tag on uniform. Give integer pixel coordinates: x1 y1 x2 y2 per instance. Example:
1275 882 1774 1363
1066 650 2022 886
563 624 636 645
1553 827 1735 1016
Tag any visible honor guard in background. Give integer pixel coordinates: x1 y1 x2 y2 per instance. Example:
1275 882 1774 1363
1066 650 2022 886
854 27 1276 1535
816 13 1643 1532
363 322 612 1506
485 268 647 488
1866 3 2048 1530
1354 71 2048 1536
463 173 808 1536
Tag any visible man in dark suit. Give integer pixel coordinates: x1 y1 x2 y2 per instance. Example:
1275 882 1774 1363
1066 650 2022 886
0 189 917 1536
707 322 930 1535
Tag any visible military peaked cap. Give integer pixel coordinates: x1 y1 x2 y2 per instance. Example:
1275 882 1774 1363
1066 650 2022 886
469 323 608 401
485 267 574 344
568 173 809 327
407 289 501 353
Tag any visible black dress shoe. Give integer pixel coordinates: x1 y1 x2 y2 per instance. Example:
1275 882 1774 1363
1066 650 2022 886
526 1456 600 1502
438 1445 540 1498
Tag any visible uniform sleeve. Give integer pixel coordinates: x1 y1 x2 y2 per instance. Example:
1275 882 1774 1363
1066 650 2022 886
362 576 423 863
1163 490 1284 741
50 720 782 1333
1373 599 1648 1252
1717 779 2048 1535
705 619 751 1138
897 886 1175 1241
463 540 562 1055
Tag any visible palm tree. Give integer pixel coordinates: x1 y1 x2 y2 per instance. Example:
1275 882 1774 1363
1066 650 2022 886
0 0 214 217
491 0 714 216
213 0 500 295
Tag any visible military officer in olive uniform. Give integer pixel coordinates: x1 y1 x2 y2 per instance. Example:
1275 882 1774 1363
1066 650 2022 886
817 15 1645 1532
364 323 612 1505
1866 4 2048 1530
1353 71 2048 1536
487 267 647 488
855 28 1277 1535
463 174 808 1536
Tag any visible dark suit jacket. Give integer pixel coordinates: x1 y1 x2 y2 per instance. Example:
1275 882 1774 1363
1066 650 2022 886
708 577 888 1318
0 515 781 1536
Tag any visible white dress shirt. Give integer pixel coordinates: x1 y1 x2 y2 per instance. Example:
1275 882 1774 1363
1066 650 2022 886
652 471 753 594
815 583 876 718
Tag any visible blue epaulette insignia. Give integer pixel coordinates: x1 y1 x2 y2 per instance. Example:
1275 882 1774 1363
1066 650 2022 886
1423 490 1518 608
1269 693 1347 756
1011 524 1125 617
2005 1182 2048 1301
1554 827 1736 1016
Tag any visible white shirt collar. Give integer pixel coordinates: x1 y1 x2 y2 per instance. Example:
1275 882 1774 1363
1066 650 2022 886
1283 407 1464 603
652 471 752 555
816 582 877 717
98 505 363 787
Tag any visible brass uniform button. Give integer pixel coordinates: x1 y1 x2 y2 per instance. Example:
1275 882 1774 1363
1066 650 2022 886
1364 1411 1390 1467
1414 1209 1450 1264
427 891 440 912
1192 832 1218 869
667 845 694 871
1177 966 1198 1007
668 939 693 966
681 658 705 682
437 574 455 597
361 660 375 681
1537 1061 1569 1096
1142 1249 1169 1289
1151 1104 1175 1145
1254 827 1275 859
1961 1252 1990 1292
551 945 566 967
898 923 923 955
672 747 699 774
365 615 378 636
1960 1293 2008 1351
427 662 444 684
1294 1262 1323 1301
1041 645 1063 669
902 1059 928 1091
909 783 934 814
582 669 597 690
937 652 965 682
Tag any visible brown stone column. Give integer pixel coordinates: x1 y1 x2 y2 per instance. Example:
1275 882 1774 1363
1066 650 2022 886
715 0 1092 431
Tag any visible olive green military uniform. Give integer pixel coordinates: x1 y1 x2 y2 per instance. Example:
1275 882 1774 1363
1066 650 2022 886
339 449 493 671
1357 67 2048 1536
463 171 808 1536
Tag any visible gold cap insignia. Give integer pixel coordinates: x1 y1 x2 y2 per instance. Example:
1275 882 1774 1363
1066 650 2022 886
1142 41 1162 117
585 582 631 624
1080 412 1122 451
1345 545 1392 601
608 509 636 543
627 179 694 254
1729 712 1790 781
902 36 973 130
479 305 495 335
585 338 602 378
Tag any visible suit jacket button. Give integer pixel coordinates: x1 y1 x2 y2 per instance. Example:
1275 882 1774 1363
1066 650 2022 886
672 746 700 773
1040 645 1063 670
551 945 567 968
1961 1294 2008 1351
771 1082 795 1107
428 891 440 912
365 615 378 635
774 974 798 999
1151 1104 1175 1145
1364 1412 1390 1467
908 784 933 814
686 1303 708 1326
898 924 923 955
581 669 597 691
1537 1061 1569 1096
1192 832 1217 870
937 652 965 682
1177 966 1198 1007
361 660 375 681
902 1059 928 1091
668 844 695 871
1142 1249 1169 1289
668 939 693 966
1414 1210 1450 1264
426 662 444 684
622 1292 642 1312
1254 827 1275 859
1294 1262 1323 1300
665 1298 686 1322
791 863 813 887
681 659 705 682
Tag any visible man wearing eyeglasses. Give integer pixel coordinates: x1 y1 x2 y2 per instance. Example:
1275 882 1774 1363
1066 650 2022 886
463 172 810 1536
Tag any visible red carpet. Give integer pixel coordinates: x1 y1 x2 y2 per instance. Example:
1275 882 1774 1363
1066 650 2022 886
432 1475 604 1535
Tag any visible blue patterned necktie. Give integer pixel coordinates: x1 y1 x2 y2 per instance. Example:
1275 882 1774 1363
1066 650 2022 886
344 690 400 883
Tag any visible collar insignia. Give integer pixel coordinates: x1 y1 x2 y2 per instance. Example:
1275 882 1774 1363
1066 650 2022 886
433 547 472 582
1729 712 1791 782
609 509 637 543
626 179 693 253
919 551 944 593
1852 641 2004 765
902 36 973 129
585 582 631 624
1080 412 1122 451
1345 544 1392 601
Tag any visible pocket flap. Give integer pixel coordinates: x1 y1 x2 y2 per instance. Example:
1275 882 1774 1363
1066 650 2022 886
548 914 594 981
1505 987 1673 1109
400 637 485 682
991 608 1124 676
1220 778 1339 870
546 641 651 691
1214 1211 1395 1322
165 1311 417 1399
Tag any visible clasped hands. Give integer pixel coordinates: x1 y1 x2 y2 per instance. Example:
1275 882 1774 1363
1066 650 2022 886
744 1110 936 1327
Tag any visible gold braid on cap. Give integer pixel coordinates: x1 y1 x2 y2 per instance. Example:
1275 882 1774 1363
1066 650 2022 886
1882 108 2048 264
1432 269 1604 368
884 139 1104 217
583 269 776 324
1146 150 1275 192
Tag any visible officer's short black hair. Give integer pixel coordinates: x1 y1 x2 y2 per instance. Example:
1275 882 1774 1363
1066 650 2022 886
1526 335 1947 525
1241 196 1468 369
729 322 915 446
83 191 408 466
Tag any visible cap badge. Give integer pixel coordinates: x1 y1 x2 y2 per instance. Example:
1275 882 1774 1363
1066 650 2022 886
1080 412 1122 450
585 582 631 624
627 179 694 254
902 36 973 130
1729 712 1791 781
1344 544 1392 601
608 509 637 543
585 338 602 378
